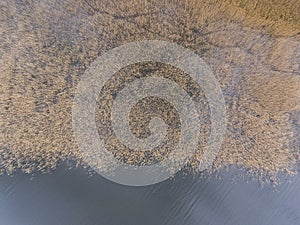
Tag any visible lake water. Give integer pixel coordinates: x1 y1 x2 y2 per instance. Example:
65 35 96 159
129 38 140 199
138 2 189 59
0 165 299 225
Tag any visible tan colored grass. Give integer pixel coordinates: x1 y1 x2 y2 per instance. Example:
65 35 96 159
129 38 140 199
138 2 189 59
0 0 299 181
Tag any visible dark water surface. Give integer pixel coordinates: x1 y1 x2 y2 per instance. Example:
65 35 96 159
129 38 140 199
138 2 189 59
0 165 299 225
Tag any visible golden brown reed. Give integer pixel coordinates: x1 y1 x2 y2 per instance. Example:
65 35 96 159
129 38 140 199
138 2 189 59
0 0 299 182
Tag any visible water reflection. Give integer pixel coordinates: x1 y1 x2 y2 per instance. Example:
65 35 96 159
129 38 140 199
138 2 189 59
0 165 299 225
